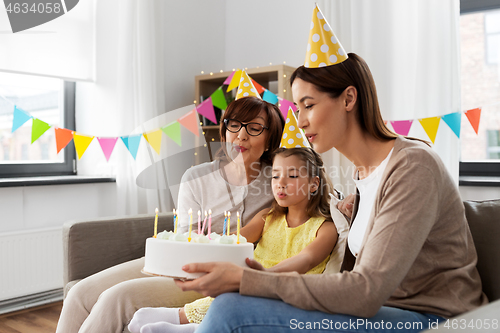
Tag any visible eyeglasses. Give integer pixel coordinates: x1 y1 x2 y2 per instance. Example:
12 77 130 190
224 119 269 136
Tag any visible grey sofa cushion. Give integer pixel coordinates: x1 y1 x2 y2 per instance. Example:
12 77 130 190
464 199 500 302
63 213 173 287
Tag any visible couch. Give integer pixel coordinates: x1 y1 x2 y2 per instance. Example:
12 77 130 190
62 200 500 330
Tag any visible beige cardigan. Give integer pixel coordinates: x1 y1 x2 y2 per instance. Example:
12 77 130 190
240 136 487 318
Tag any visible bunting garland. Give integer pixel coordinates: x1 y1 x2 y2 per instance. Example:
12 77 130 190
465 108 481 135
73 132 95 159
2 69 492 162
390 120 413 137
121 135 142 160
262 89 279 104
196 97 217 124
418 117 441 144
55 127 74 153
12 106 32 133
31 118 51 144
441 112 462 138
97 137 118 162
143 130 163 155
161 121 182 146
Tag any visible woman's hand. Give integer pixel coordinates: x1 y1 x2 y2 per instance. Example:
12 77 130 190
245 258 267 271
174 262 244 297
337 193 355 219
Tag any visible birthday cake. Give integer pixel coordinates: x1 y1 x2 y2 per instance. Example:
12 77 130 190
143 231 254 280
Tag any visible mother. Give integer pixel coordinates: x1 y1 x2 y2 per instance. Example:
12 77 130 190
55 95 285 333
175 53 487 332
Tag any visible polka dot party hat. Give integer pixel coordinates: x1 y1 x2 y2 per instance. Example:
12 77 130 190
280 107 310 148
304 4 348 68
235 70 261 100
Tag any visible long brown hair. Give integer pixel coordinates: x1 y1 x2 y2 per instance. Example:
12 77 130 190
291 53 398 141
218 97 285 164
268 147 332 221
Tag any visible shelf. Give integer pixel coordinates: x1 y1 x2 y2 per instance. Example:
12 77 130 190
202 125 219 130
194 64 296 105
194 64 296 163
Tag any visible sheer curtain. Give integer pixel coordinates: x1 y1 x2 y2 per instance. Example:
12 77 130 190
317 0 461 193
113 0 173 216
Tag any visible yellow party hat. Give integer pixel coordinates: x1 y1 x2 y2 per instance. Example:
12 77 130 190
280 107 310 148
235 70 261 100
304 4 348 68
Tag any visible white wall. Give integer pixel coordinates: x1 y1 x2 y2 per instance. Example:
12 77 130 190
225 0 316 69
0 183 116 234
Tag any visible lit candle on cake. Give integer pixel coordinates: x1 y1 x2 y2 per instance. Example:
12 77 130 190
197 210 201 235
153 208 159 238
227 211 231 236
223 211 227 236
237 211 240 244
188 208 193 242
201 210 208 235
208 209 212 239
173 209 176 233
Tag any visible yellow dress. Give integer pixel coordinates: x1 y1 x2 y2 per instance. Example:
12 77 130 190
184 214 330 323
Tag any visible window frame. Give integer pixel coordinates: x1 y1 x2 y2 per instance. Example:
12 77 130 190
0 81 76 178
459 0 500 180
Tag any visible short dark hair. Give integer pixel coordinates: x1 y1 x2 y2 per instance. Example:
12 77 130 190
218 96 285 164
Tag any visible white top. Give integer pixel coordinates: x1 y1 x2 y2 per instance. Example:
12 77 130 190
348 149 394 257
176 159 274 234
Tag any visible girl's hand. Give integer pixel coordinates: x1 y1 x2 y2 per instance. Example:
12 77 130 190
337 193 355 219
245 258 267 271
174 262 243 297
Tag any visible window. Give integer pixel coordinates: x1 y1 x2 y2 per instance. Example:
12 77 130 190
460 0 500 179
0 72 75 177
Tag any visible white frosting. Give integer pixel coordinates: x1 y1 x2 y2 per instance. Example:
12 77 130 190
143 235 254 279
192 235 210 243
218 235 234 244
157 230 174 240
173 233 188 242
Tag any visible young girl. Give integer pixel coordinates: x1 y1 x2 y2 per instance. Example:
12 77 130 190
128 147 339 333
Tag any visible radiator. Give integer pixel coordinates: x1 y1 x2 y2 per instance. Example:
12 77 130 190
0 227 63 301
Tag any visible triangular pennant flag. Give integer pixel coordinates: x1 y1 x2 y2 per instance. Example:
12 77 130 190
235 70 261 100
390 120 413 136
419 117 441 144
197 97 218 124
178 109 200 137
31 118 51 144
223 71 235 85
262 89 279 104
280 108 310 148
161 121 182 146
226 69 242 92
143 129 163 155
97 137 118 162
210 87 228 111
12 106 32 133
465 107 481 134
251 79 265 94
55 127 74 154
279 98 297 119
305 4 348 68
73 132 95 159
121 134 142 159
441 112 461 138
